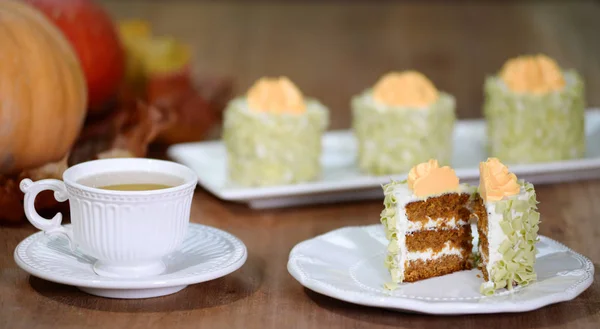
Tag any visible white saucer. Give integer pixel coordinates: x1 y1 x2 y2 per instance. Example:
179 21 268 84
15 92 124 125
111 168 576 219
14 223 247 299
287 224 594 315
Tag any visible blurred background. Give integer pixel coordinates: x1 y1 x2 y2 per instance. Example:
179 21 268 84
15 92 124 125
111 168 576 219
101 0 600 132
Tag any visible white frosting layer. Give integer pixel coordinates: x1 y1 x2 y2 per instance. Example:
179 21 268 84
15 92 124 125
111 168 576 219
396 242 464 263
407 217 468 232
392 183 473 281
392 188 412 281
484 185 530 280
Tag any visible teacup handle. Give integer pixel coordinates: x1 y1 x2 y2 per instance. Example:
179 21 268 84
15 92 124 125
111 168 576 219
20 178 75 249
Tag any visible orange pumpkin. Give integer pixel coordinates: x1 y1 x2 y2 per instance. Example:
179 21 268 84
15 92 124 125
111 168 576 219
0 0 87 174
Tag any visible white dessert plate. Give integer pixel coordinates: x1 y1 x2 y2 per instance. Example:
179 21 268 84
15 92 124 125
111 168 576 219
287 224 594 315
14 223 247 299
167 109 600 209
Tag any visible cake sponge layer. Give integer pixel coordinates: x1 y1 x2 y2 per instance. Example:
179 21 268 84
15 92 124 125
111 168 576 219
406 226 472 252
405 193 472 224
405 254 473 282
381 180 477 284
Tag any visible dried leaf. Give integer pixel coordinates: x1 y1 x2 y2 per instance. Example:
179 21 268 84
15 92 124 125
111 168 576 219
22 153 69 181
96 148 134 159
0 176 24 224
68 104 127 166
108 101 175 157
148 69 233 144
68 96 174 165
147 68 194 109
196 75 234 119
0 155 70 225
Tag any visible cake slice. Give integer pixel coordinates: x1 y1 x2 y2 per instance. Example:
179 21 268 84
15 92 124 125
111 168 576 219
381 159 475 285
474 158 540 295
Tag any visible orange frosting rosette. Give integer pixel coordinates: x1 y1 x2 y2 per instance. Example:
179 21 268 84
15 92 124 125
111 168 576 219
372 71 439 108
246 76 306 114
479 158 520 202
407 159 459 197
499 54 565 94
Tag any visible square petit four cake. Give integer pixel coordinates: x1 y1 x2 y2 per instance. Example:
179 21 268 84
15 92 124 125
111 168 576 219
352 71 456 175
223 77 329 186
484 54 585 163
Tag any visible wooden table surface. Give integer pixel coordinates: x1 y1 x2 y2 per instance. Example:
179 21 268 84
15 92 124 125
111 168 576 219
2 1 600 328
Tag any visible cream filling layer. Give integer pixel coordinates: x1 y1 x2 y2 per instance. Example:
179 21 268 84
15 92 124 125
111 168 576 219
402 242 464 263
407 217 468 232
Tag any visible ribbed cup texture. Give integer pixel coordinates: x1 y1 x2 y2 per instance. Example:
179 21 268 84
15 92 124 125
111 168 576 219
66 185 195 265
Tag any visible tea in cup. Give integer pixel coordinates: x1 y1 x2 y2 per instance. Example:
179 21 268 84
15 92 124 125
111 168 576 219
20 158 197 278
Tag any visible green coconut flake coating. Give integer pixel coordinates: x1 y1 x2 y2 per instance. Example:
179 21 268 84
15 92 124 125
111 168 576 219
480 181 540 295
222 98 329 186
484 70 585 164
384 282 399 291
381 180 404 284
352 91 456 175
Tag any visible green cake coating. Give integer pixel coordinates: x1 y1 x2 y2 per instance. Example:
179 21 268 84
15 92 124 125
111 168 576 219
480 181 540 295
381 180 403 283
222 98 329 186
352 91 456 175
484 71 585 164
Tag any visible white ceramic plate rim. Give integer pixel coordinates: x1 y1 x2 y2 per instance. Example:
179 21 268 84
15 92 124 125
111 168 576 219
14 223 248 290
287 225 595 315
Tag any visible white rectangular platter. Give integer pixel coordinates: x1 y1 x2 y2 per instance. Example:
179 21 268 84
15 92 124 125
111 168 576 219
167 109 600 209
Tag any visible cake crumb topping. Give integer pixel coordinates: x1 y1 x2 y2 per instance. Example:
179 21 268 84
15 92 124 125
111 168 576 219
500 54 565 94
372 71 439 107
247 76 306 114
407 159 459 197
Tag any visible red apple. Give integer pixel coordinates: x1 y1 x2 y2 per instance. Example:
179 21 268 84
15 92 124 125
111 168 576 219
23 0 125 114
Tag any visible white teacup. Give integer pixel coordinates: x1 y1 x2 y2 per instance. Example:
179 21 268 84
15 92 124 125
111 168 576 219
20 158 197 278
